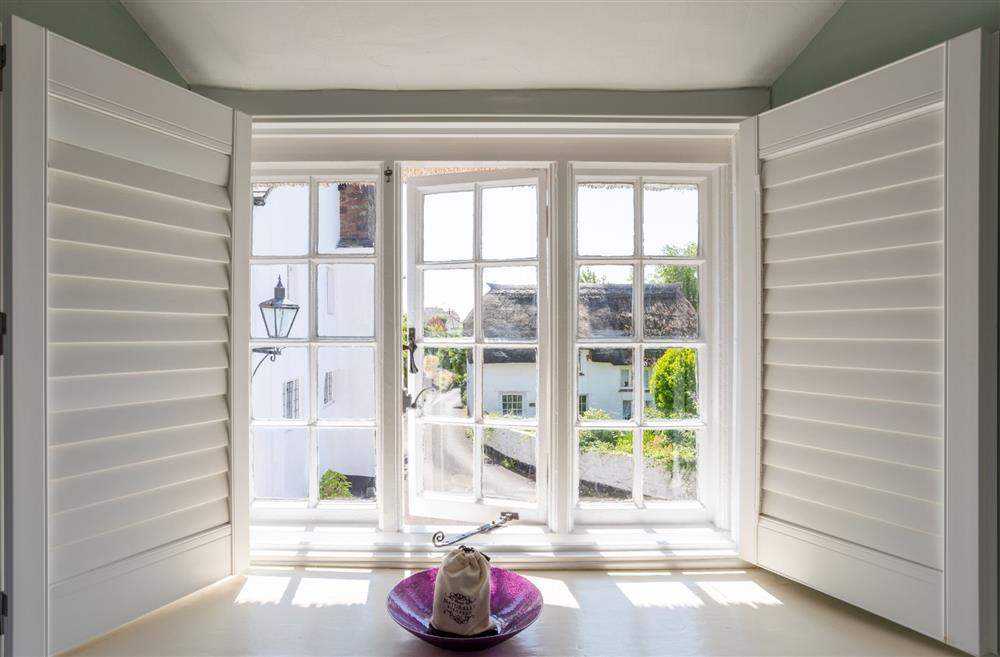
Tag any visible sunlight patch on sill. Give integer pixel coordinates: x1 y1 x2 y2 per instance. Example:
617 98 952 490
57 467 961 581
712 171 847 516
615 581 704 608
235 575 291 605
695 580 782 608
292 576 371 607
524 575 580 609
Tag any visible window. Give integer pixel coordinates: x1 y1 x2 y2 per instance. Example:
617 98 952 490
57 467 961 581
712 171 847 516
406 170 545 523
578 394 588 414
575 175 706 514
323 371 334 406
619 367 633 390
251 176 379 509
283 379 300 419
500 392 525 417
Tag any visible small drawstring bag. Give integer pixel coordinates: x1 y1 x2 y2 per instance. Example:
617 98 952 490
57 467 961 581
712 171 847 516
430 546 495 636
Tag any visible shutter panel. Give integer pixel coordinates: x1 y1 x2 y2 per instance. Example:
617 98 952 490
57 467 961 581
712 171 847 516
4 18 250 654
747 29 997 654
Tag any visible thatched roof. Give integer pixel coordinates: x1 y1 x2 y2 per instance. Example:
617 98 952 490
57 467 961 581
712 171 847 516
464 283 697 364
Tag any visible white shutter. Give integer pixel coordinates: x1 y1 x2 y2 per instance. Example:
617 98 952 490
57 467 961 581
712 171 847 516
743 29 997 654
3 18 251 655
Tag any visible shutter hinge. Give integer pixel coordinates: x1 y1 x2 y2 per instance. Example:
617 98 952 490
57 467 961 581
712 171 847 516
1 590 8 636
0 311 7 356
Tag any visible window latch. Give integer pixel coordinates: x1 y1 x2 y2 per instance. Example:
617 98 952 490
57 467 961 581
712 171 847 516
404 327 418 374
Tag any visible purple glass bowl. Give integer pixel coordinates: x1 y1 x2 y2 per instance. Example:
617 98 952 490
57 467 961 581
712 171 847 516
386 567 542 651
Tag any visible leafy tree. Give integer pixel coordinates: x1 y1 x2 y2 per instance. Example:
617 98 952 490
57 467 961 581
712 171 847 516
423 318 469 409
649 348 697 419
319 469 353 500
651 242 698 307
578 267 606 283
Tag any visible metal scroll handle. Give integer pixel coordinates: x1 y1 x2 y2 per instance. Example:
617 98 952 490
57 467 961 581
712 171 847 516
432 512 520 548
405 327 418 374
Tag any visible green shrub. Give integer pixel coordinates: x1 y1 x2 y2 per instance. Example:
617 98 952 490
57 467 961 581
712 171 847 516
319 469 353 500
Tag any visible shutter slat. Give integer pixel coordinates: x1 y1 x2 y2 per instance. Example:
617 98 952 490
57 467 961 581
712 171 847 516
50 473 230 547
49 420 229 480
764 364 942 405
765 276 942 314
762 110 944 187
48 170 230 236
762 466 942 535
49 276 229 315
49 206 230 263
764 389 942 438
764 339 943 373
765 243 943 288
761 491 941 568
764 178 942 238
762 415 942 469
49 310 228 344
49 447 230 513
47 97 230 186
764 309 942 340
49 342 229 377
49 241 229 289
49 395 230 446
48 141 231 210
49 498 230 582
761 440 941 502
764 145 943 214
50 369 228 412
764 211 942 264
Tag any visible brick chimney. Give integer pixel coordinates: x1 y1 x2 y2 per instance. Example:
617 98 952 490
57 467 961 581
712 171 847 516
337 182 375 249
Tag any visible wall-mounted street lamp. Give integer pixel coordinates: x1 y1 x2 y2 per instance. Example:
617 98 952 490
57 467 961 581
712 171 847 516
252 276 300 378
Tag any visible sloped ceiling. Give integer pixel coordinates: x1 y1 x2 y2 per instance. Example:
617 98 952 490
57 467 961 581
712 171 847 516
123 0 843 91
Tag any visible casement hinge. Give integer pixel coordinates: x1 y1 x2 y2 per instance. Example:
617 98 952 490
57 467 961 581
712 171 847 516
1 590 8 636
384 167 393 184
0 311 7 356
0 44 6 92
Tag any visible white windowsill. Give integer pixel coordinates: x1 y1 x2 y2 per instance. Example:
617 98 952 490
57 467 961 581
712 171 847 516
250 522 741 569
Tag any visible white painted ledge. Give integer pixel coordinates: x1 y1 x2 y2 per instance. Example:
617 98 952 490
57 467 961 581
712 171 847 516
251 523 740 569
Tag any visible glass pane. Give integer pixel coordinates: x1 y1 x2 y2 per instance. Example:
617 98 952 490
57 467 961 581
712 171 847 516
418 423 474 497
643 183 698 256
577 182 634 256
252 347 309 420
423 191 473 262
318 263 375 337
423 269 473 338
483 427 537 502
578 428 634 502
253 428 308 499
482 185 537 259
643 430 698 501
318 428 376 501
318 182 376 254
420 347 471 418
252 182 308 256
577 265 633 338
643 348 699 420
643 265 699 340
577 347 634 421
317 347 375 421
251 264 308 339
483 348 537 419
482 266 537 340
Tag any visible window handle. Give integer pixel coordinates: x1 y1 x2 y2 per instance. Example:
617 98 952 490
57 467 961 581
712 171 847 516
405 327 418 374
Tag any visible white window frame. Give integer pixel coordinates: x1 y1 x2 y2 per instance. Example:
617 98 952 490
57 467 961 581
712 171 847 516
571 166 723 526
250 171 383 523
282 378 301 419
